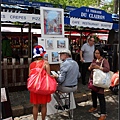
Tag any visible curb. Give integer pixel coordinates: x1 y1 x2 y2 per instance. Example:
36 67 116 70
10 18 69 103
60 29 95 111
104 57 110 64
12 89 112 117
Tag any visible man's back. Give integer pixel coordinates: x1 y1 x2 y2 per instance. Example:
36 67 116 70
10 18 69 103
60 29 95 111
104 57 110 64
58 58 80 87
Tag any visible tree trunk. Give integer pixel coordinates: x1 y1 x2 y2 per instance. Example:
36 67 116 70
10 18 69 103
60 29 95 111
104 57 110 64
113 0 118 14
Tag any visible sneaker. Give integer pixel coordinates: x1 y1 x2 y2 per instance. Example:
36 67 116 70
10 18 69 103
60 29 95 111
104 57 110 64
88 107 97 113
98 115 106 120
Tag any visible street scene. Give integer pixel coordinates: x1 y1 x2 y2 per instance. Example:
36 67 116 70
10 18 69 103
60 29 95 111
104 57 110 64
1 0 119 120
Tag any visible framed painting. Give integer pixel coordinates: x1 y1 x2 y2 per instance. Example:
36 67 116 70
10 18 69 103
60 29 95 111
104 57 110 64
45 39 53 49
57 39 66 48
51 52 59 63
40 7 64 38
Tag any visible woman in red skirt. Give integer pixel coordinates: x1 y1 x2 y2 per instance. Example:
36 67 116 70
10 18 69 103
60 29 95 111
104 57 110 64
29 45 51 120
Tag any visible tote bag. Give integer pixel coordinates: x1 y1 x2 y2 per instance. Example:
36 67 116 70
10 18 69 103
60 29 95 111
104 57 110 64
27 61 57 95
93 59 114 88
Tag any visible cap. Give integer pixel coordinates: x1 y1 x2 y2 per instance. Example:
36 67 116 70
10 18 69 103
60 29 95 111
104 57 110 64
58 49 71 56
33 45 46 58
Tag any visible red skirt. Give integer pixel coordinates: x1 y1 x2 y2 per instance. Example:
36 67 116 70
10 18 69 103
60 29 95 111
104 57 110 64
30 92 51 104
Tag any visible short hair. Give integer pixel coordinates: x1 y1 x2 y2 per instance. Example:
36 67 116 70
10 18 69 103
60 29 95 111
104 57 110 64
95 46 103 56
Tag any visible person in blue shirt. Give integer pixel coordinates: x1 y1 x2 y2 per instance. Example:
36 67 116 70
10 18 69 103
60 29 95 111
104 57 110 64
53 49 81 110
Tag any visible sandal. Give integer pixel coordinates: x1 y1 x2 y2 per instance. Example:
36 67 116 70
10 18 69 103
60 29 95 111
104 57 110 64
88 107 97 113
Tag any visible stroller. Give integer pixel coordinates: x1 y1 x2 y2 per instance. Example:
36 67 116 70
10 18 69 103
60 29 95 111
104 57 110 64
109 71 119 95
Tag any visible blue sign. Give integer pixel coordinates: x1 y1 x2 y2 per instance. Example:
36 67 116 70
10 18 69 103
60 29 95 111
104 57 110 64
70 6 113 22
1 0 77 12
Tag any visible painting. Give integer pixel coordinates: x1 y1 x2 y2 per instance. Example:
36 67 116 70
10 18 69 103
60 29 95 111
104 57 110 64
43 53 48 61
57 39 66 48
51 52 59 62
45 39 53 49
40 7 64 37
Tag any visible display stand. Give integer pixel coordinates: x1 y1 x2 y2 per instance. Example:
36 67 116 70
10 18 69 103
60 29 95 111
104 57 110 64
1 88 13 120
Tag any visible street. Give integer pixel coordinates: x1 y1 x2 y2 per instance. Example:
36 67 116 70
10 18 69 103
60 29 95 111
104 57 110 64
14 94 118 120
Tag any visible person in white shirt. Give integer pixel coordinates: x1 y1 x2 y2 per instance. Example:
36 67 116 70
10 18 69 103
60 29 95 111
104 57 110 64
80 36 95 85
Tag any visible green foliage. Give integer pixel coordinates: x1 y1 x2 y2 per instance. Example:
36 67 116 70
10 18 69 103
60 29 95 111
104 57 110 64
28 0 114 13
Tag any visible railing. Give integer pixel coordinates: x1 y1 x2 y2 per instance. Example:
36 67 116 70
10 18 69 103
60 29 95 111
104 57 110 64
1 58 32 88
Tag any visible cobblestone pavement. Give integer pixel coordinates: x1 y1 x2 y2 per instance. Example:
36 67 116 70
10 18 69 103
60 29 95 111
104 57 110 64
14 94 118 120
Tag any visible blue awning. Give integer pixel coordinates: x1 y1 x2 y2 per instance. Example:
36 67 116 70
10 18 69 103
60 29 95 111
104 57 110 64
70 6 113 23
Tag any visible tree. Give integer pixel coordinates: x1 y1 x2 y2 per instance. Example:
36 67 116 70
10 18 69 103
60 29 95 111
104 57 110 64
29 0 116 13
113 0 119 13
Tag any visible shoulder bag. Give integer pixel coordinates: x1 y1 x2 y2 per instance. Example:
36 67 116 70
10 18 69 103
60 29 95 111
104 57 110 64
93 59 114 88
27 61 57 95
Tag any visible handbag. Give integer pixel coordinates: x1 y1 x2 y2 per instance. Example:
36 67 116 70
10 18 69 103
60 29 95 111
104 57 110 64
93 59 114 88
27 61 57 95
88 79 100 92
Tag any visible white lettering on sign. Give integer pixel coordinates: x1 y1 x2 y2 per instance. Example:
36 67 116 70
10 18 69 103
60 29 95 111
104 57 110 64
81 12 87 17
90 9 102 14
70 18 113 30
1 12 41 24
89 14 105 20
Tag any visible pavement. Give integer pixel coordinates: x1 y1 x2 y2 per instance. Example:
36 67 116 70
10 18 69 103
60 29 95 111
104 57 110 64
13 94 118 120
9 79 113 119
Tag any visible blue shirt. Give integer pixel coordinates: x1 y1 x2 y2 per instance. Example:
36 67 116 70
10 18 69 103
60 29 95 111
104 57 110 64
57 58 81 86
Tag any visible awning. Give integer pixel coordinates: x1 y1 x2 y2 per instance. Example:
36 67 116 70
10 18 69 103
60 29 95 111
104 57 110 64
70 17 113 30
1 12 40 24
65 6 119 30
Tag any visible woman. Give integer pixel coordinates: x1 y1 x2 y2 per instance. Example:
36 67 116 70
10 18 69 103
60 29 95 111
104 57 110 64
29 45 51 120
88 47 110 120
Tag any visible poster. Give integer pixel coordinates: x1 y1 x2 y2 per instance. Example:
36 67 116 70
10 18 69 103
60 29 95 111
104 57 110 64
40 7 64 38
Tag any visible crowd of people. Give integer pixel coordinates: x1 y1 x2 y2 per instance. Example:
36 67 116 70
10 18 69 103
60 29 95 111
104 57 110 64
27 35 119 120
1 33 118 120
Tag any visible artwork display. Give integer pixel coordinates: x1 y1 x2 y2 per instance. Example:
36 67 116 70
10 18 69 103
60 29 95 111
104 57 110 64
57 40 66 48
52 52 59 62
38 37 68 64
40 7 64 38
46 39 53 49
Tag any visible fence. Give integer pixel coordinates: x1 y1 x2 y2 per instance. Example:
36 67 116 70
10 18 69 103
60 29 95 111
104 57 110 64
1 58 32 88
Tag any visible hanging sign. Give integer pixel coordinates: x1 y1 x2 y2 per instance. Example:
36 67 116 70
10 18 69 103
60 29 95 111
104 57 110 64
1 12 41 24
70 18 113 30
70 6 113 22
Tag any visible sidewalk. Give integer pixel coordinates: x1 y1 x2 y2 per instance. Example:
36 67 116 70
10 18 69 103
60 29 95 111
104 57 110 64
13 93 118 120
9 81 112 118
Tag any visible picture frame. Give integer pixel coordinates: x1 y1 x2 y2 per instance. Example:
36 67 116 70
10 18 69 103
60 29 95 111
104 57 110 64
40 7 64 38
51 52 59 63
57 39 66 48
45 39 53 49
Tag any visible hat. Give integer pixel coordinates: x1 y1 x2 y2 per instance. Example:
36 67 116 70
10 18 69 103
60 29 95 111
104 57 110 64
58 49 71 56
33 45 46 58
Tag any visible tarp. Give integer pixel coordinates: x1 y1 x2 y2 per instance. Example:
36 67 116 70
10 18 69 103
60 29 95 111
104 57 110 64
66 6 119 30
1 12 40 24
